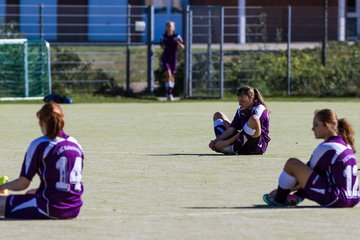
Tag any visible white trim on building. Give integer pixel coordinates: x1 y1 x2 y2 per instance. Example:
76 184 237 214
238 0 246 43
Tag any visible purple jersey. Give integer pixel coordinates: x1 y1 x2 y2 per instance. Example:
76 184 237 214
19 131 84 218
160 33 183 73
304 135 360 207
230 103 271 153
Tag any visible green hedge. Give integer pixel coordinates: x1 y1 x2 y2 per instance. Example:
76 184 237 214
224 41 360 97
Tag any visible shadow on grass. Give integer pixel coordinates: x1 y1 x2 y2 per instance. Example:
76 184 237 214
0 218 52 221
184 205 324 209
146 153 227 157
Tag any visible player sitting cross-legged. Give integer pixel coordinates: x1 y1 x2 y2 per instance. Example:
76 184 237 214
209 85 271 155
263 109 360 207
0 102 84 219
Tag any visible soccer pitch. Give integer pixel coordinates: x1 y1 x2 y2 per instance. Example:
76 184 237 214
1 101 360 239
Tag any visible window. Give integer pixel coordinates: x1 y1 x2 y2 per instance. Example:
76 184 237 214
347 0 356 13
145 0 166 13
171 0 182 13
145 0 166 7
346 17 357 39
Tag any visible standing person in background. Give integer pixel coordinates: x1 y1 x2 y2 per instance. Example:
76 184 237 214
160 21 185 101
0 102 84 219
263 109 359 207
209 86 271 155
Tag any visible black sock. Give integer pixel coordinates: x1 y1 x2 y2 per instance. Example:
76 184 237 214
274 186 290 203
168 87 173 95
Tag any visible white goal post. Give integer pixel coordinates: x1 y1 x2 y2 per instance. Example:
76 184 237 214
0 39 52 101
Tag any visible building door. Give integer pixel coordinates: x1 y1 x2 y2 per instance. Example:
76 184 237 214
57 0 88 42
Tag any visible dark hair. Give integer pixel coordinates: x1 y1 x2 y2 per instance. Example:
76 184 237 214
315 109 356 153
236 86 267 109
338 118 356 153
36 102 64 139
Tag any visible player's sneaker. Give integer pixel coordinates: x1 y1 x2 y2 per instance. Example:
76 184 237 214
287 194 303 206
222 144 237 155
0 175 9 195
263 194 291 207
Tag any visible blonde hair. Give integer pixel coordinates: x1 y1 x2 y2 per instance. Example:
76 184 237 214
166 21 175 28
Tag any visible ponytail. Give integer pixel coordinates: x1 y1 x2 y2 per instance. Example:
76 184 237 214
253 88 267 109
338 118 356 153
37 102 64 139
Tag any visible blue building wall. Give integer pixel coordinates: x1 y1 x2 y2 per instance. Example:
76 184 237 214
0 0 5 24
153 0 186 43
0 0 188 42
88 0 128 41
20 0 57 40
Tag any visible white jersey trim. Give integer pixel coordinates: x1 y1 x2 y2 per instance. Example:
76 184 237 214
252 104 266 118
42 137 65 160
67 136 84 153
236 104 266 118
24 136 49 175
309 142 348 169
11 197 37 213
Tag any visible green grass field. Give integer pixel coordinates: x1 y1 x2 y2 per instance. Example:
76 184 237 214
1 101 360 239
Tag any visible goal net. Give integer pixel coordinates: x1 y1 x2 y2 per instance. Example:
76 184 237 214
0 39 51 100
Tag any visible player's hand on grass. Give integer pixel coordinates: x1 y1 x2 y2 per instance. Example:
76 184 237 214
214 140 227 151
209 140 217 151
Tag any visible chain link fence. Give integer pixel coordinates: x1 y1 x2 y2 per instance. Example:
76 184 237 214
0 3 359 97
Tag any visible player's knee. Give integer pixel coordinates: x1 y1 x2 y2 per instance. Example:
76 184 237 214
284 158 301 171
213 111 225 121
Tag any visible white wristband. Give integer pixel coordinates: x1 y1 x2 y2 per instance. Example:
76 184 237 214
243 123 256 135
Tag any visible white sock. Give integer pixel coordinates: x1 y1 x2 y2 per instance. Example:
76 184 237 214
278 170 297 189
165 82 170 90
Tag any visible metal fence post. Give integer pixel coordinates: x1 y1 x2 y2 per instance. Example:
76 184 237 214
126 4 131 93
322 0 328 66
206 8 212 95
147 5 154 94
220 7 224 99
189 8 193 97
39 4 45 94
184 5 190 98
287 5 291 96
39 3 44 40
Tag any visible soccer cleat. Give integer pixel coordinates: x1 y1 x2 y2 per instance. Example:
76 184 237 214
263 194 291 207
0 175 9 195
222 145 237 155
287 194 303 206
